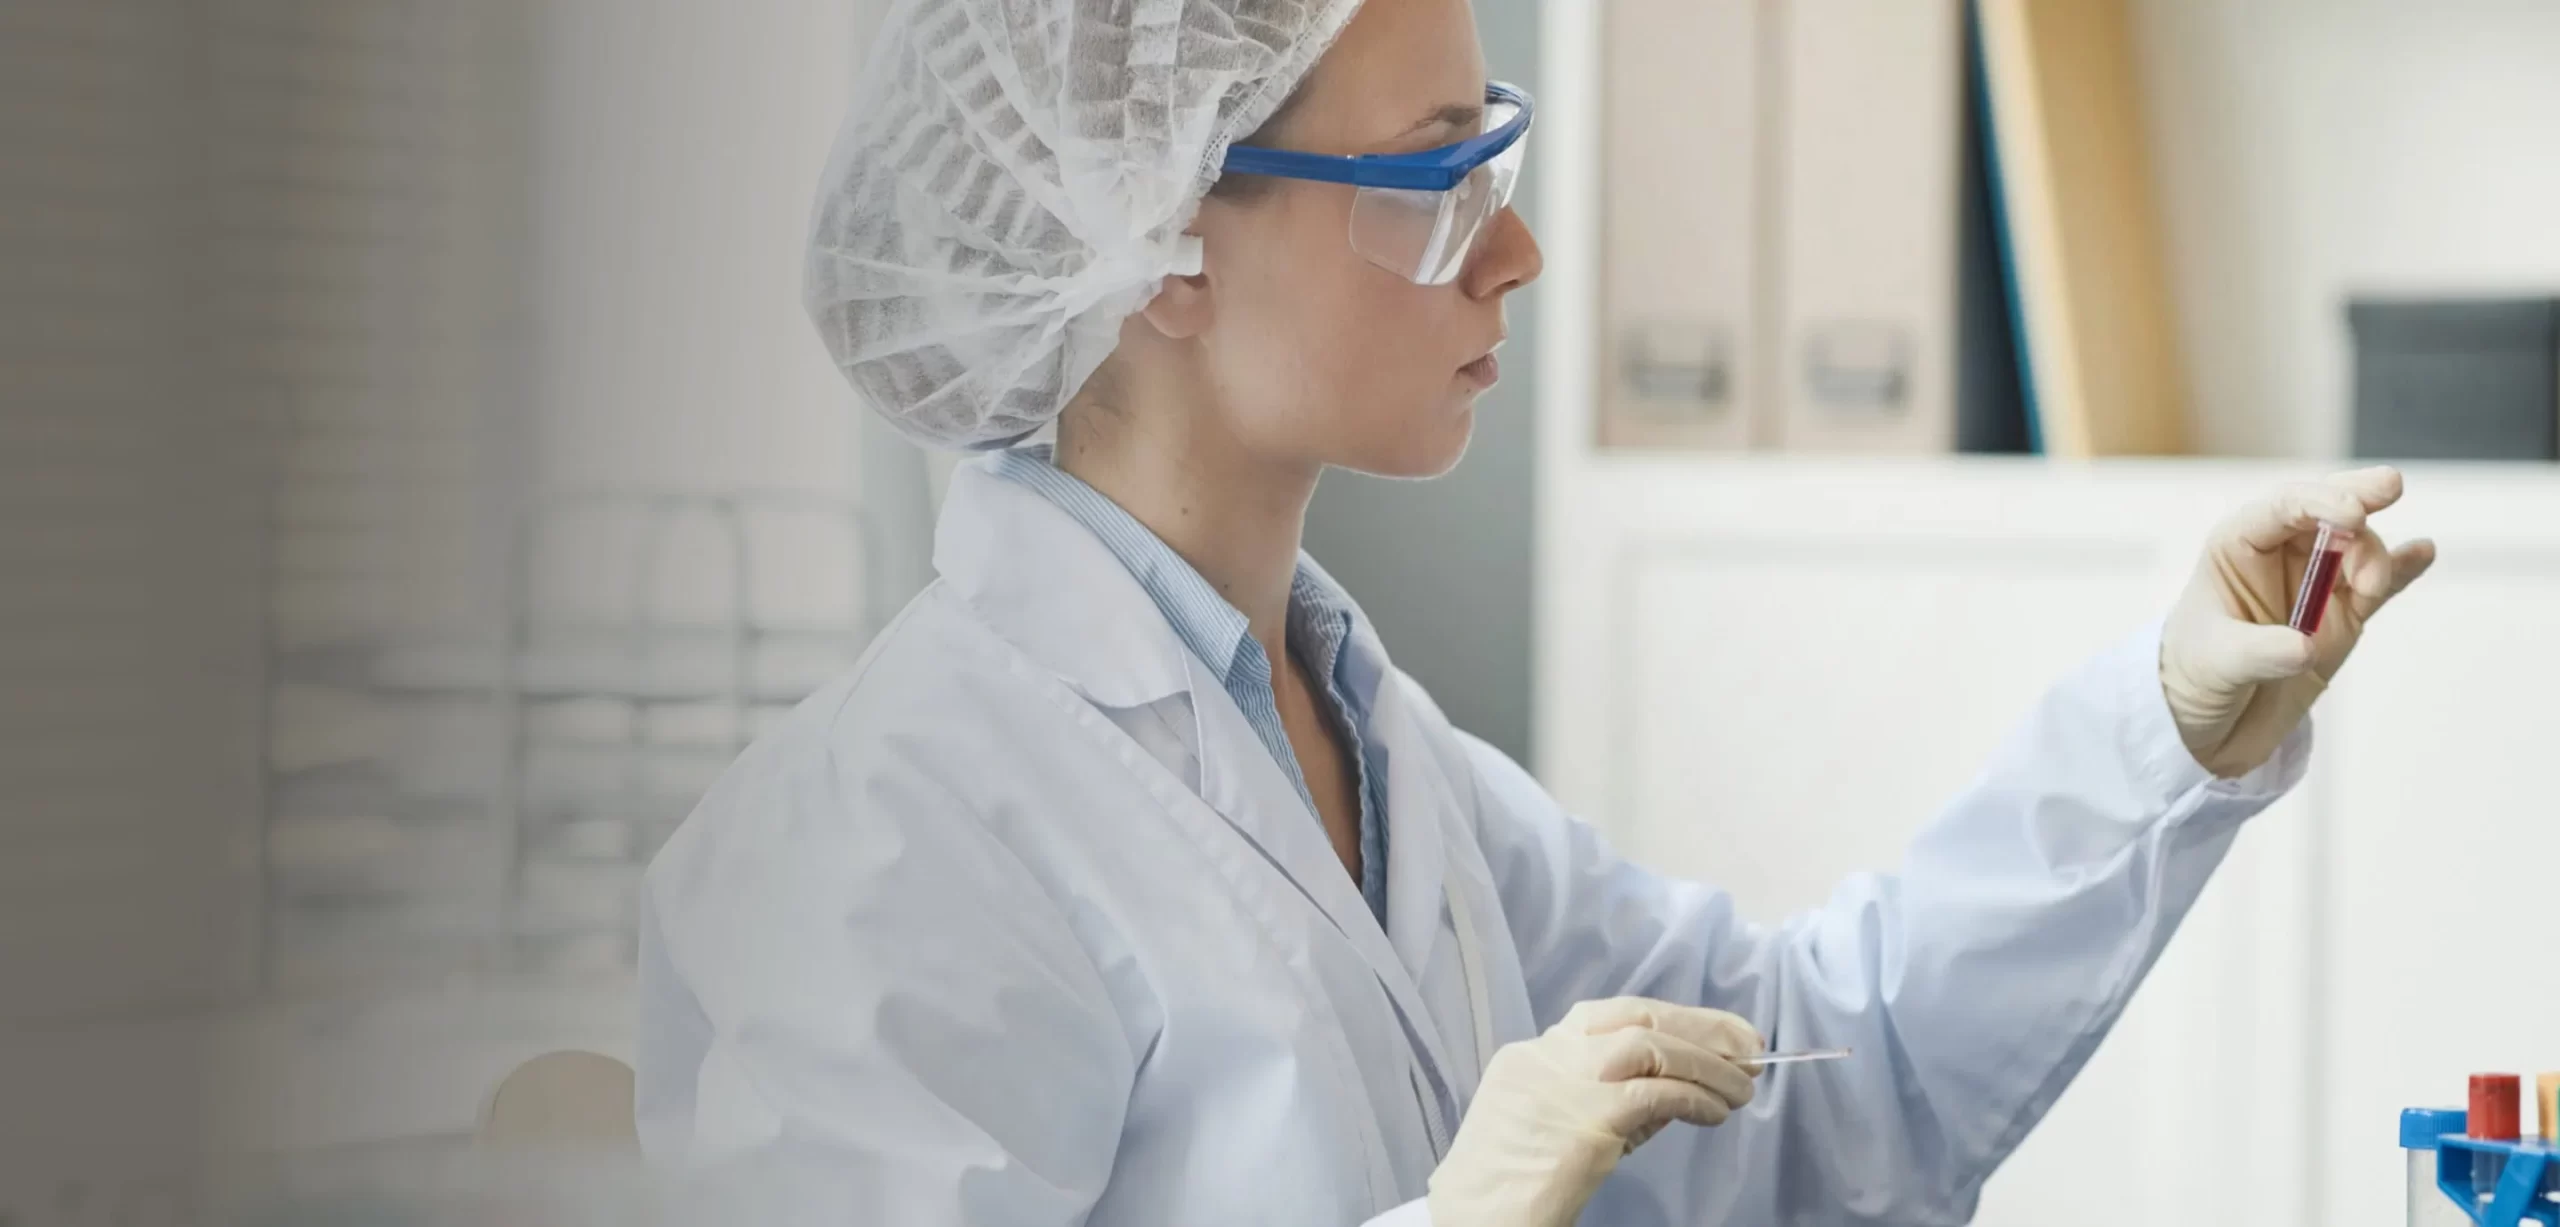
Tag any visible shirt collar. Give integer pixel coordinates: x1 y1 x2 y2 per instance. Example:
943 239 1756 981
978 446 1389 717
931 457 1197 710
987 446 1257 687
1288 556 1381 720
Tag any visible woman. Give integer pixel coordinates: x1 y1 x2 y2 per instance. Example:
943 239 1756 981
634 0 2434 1222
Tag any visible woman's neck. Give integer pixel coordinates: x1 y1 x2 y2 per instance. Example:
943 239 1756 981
1055 402 1320 666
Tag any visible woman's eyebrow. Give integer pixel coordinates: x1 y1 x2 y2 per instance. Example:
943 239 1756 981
1405 101 1485 137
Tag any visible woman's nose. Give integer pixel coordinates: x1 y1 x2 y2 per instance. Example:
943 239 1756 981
1462 207 1543 301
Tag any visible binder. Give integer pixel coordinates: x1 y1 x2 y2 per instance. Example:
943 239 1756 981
1975 0 2191 456
1598 0 1970 454
1769 0 1966 453
1596 0 1767 449
1955 0 2034 455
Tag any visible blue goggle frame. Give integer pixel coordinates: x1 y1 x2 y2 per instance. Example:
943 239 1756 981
1220 82 1534 191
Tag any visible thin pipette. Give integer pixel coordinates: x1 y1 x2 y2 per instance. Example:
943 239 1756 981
1746 1047 1853 1068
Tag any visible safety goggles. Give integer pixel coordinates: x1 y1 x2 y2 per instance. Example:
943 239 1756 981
1220 82 1532 286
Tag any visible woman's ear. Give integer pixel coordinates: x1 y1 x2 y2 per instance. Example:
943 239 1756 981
1137 234 1214 340
1137 272 1212 340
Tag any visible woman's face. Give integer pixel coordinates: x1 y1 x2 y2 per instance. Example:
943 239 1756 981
1182 0 1543 480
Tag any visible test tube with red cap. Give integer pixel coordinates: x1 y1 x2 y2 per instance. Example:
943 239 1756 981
2471 1072 2521 1201
2287 520 2349 635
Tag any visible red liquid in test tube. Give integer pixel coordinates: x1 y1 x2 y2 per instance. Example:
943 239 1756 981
2286 520 2347 634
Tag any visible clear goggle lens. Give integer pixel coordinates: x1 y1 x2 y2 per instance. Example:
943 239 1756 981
1346 100 1526 286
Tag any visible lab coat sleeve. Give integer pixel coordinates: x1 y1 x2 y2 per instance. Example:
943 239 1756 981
1362 1199 1436 1227
635 726 1136 1225
1459 620 2309 1224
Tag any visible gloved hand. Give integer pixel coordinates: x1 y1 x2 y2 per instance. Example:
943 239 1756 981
2161 466 2436 778
1427 998 1761 1227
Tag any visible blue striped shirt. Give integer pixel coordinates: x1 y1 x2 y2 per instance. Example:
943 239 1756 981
989 446 1390 923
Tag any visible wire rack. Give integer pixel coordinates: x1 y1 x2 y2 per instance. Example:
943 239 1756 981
260 490 886 995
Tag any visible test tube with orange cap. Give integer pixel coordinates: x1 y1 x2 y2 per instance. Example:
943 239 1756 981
2540 1073 2560 1202
2540 1072 2560 1144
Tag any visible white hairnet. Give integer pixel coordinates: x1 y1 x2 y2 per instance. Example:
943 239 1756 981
806 0 1366 450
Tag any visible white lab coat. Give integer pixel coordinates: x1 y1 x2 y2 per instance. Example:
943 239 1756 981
635 458 2307 1226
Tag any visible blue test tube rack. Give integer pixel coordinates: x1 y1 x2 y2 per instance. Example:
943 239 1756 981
2404 1108 2560 1227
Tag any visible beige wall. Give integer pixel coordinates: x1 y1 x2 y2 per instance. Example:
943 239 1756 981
2139 0 2560 457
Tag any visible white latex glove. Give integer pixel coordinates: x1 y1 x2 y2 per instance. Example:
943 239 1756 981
1427 998 1762 1227
2161 466 2437 778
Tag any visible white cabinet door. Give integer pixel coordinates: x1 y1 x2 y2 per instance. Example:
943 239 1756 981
1612 536 2159 914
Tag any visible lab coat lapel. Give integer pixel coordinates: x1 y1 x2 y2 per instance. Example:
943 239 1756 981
1290 558 1456 984
1189 662 1405 975
942 459 1471 1139
1365 671 1452 984
946 458 1417 999
1189 660 1467 1095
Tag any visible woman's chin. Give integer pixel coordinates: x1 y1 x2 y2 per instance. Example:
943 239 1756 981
1348 403 1475 480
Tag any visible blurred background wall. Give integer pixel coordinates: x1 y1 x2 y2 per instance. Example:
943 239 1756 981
5 3 269 1209
2141 0 2560 458
4 1 2559 1225
1302 0 1543 764
4 1 908 1218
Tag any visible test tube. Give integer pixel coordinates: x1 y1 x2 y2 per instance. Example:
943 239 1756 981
2541 1073 2560 1144
2542 1074 2560 1202
2286 520 2348 635
2473 1073 2521 1201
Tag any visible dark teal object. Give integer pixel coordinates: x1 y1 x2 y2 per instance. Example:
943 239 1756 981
2350 297 2560 461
